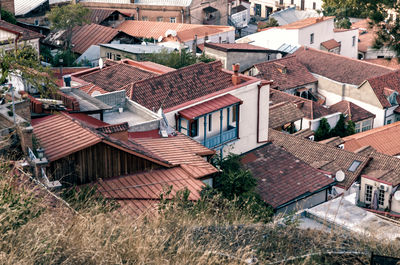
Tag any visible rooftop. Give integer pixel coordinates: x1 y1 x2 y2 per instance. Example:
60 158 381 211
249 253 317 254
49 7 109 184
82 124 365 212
343 121 400 156
59 87 112 112
269 90 332 120
260 16 334 31
366 70 400 108
329 100 375 123
0 20 43 41
100 43 174 54
117 21 234 43
254 55 317 91
242 143 334 209
269 6 320 26
352 19 375 53
204 42 270 52
133 0 192 6
320 39 340 50
269 101 304 129
293 47 393 85
87 9 128 24
14 0 46 16
269 129 370 189
365 58 400 70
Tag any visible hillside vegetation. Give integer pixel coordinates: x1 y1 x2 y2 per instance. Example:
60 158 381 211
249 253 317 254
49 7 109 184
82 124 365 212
1 160 400 264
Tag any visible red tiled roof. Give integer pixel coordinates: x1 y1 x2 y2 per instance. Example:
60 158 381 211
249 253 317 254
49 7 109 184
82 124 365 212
87 9 128 24
260 16 334 31
343 121 400 156
366 70 400 108
125 60 175 74
329 100 375 123
242 143 334 209
0 20 43 41
95 166 205 216
364 58 400 70
269 90 332 120
178 94 242 120
97 122 129 134
78 62 158 93
117 20 234 43
32 114 102 161
254 55 317 91
320 39 340 50
78 83 109 95
293 47 393 85
64 113 108 128
128 129 161 139
269 101 304 129
129 61 250 112
71 23 120 54
352 19 375 53
204 42 269 52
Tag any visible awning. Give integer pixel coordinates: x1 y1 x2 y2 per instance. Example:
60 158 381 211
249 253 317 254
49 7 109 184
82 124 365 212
178 94 242 120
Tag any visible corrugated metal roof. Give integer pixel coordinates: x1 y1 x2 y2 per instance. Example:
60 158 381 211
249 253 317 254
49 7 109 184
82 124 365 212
134 0 192 6
14 0 47 16
178 94 242 120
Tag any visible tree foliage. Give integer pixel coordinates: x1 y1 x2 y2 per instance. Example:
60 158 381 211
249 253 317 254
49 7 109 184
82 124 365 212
140 49 215 69
314 118 332 141
47 4 90 51
315 115 357 141
1 9 17 24
258 17 279 30
331 114 347 137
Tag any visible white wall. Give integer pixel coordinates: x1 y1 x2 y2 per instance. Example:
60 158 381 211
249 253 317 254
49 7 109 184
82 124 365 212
276 189 328 214
359 177 393 211
334 29 359 59
298 19 335 50
309 112 341 131
0 29 17 42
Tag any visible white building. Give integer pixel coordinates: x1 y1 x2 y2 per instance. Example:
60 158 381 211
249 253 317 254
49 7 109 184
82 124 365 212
250 0 323 18
236 16 359 59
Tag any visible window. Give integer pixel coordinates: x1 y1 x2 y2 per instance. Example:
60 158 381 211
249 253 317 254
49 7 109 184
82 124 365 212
389 92 398 106
387 119 392 125
279 0 283 5
106 52 112 59
170 17 176 23
255 4 261 16
34 19 39 26
142 16 148 21
189 119 199 137
116 54 121 61
365 184 372 202
232 105 238 122
352 36 356 47
348 160 361 172
157 17 163 22
378 189 385 206
291 0 294 4
313 2 316 9
355 122 361 133
361 119 372 132
208 114 212 132
310 33 314 44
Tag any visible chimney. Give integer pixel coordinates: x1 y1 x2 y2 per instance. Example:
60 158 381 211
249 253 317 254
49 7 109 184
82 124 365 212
192 34 197 56
232 63 241 86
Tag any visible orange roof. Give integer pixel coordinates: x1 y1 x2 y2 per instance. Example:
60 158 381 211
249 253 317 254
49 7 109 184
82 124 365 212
343 121 400 156
117 21 234 43
352 19 376 53
365 58 400 70
72 24 120 54
78 83 108 95
132 133 217 178
320 39 340 50
278 16 335 30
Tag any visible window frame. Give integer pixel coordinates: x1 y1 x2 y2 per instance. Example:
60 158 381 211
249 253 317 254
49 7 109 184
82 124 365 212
157 16 163 22
378 189 385 206
310 33 314 44
361 119 372 132
232 105 238 123
352 36 356 47
208 114 212 132
365 184 372 202
189 119 199 137
170 17 176 23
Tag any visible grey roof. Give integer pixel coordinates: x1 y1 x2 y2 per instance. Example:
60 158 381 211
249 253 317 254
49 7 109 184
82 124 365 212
134 0 192 6
76 45 101 65
100 43 174 54
14 0 47 16
61 88 112 112
277 43 300 53
270 6 320 26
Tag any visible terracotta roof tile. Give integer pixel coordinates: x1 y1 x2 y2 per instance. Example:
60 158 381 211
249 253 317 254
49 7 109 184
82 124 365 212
278 16 335 30
87 9 127 24
361 151 400 186
269 101 304 129
319 136 344 147
254 55 317 91
343 121 400 156
71 24 120 54
329 100 375 123
320 39 340 50
269 129 370 189
97 122 129 134
364 58 400 70
0 20 43 41
293 47 393 85
78 83 109 95
242 143 334 209
367 70 400 108
269 90 332 120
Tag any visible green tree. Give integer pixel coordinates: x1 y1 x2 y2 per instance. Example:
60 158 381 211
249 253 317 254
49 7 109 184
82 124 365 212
47 4 90 51
331 114 347 137
1 9 17 24
346 120 356 136
258 17 279 30
335 17 351 29
315 118 331 141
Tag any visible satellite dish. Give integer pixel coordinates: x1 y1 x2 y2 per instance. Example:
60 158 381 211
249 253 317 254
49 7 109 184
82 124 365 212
335 170 345 182
165 29 177 37
158 36 163 42
394 191 400 201
98 58 104 69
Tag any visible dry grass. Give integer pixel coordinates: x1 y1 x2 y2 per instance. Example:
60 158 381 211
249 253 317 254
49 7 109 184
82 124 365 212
1 161 400 264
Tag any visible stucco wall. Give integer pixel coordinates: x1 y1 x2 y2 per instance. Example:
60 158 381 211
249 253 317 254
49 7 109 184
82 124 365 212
333 29 358 59
298 19 335 50
359 177 393 211
276 189 328 214
100 46 139 61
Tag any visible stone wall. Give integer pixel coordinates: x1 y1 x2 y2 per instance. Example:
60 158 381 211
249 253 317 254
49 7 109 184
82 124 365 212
1 0 15 15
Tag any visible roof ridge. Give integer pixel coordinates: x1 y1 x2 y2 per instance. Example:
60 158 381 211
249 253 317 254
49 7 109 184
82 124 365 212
343 120 400 140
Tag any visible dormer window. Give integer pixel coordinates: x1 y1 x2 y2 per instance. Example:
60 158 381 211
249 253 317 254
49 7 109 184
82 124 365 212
388 92 398 106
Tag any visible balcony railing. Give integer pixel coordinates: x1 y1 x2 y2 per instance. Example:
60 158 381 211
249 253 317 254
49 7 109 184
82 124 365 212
203 126 237 149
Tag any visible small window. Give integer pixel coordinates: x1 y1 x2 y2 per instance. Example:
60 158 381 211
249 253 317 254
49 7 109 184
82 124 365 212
279 0 283 4
348 160 361 172
378 189 385 206
106 52 112 59
355 122 361 133
142 16 148 21
157 17 163 22
208 114 212 132
34 19 39 26
389 93 398 106
116 54 121 61
170 17 176 23
361 119 372 132
310 33 314 44
387 119 392 125
291 0 294 4
313 2 316 9
190 119 199 137
352 36 356 47
365 184 372 202
232 105 238 122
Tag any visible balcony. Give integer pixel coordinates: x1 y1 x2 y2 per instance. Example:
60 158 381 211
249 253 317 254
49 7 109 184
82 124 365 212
202 126 237 149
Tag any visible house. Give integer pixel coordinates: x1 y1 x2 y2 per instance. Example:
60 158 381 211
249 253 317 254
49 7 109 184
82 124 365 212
0 20 43 55
13 0 50 27
116 21 235 50
229 1 250 31
242 142 335 213
269 6 319 26
236 16 359 58
343 121 400 157
329 100 376 133
202 42 283 72
250 0 322 18
352 19 397 60
42 23 138 55
293 47 394 127
247 55 317 98
269 101 304 132
99 43 175 62
86 8 129 27
268 129 371 194
78 0 231 25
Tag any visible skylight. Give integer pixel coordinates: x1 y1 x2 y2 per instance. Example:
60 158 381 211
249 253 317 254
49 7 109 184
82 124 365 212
348 160 361 172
